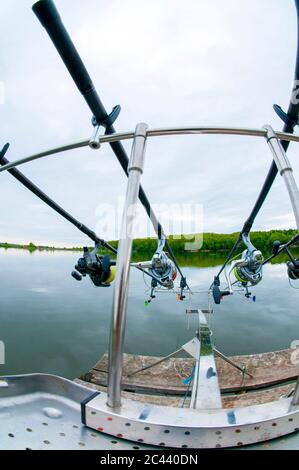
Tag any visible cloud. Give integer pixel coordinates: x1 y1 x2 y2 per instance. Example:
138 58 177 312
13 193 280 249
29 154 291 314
0 0 298 246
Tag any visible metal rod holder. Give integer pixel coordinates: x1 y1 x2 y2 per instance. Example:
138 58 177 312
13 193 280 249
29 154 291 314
264 125 299 406
107 123 148 409
89 125 102 149
292 379 299 407
264 125 299 231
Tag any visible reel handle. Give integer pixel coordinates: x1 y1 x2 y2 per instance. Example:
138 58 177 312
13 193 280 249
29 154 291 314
71 270 82 281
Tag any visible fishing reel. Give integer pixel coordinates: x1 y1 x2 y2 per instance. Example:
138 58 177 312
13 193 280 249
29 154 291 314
148 237 177 289
233 249 264 286
71 244 116 287
149 251 177 288
222 234 263 302
135 236 178 305
272 239 299 282
233 234 263 286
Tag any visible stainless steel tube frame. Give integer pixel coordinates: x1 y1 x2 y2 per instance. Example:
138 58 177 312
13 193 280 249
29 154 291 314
3 127 299 175
107 123 148 409
264 125 299 407
264 125 299 231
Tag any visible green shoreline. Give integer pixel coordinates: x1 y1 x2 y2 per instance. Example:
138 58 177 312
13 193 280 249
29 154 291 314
1 229 297 254
0 242 82 252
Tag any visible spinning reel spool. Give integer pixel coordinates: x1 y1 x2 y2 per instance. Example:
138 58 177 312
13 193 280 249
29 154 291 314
149 248 177 289
140 236 178 304
72 244 116 287
230 233 263 288
233 251 263 286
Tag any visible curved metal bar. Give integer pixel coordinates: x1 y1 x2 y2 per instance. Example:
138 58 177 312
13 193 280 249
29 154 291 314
2 127 299 174
0 138 89 173
84 390 299 448
107 123 148 409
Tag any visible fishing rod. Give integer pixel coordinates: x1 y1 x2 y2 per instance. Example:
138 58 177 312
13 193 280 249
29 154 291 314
0 142 115 252
32 0 189 293
211 0 299 301
0 142 165 287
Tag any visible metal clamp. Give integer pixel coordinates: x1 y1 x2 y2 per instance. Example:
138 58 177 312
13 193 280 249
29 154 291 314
89 104 121 150
90 105 122 149
273 104 299 130
91 104 121 129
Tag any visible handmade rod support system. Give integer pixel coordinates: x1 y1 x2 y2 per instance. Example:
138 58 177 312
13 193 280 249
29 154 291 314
263 236 299 281
1 1 299 448
2 123 299 415
0 0 298 416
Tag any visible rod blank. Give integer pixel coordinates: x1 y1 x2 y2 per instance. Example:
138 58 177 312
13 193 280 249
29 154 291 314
33 0 109 126
0 143 117 254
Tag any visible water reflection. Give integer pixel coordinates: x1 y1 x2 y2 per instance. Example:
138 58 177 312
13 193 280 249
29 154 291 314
0 248 298 380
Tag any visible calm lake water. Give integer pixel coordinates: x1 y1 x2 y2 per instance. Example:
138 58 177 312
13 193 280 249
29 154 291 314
0 248 299 380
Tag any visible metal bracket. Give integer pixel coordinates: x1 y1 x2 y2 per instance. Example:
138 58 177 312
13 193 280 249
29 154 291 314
91 105 121 129
89 105 122 149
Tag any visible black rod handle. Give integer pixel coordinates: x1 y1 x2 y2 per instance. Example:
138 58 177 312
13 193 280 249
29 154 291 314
0 143 117 254
32 0 107 125
32 0 144 198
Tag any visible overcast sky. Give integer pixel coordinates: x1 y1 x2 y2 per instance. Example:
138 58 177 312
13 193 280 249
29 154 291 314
1 0 299 247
